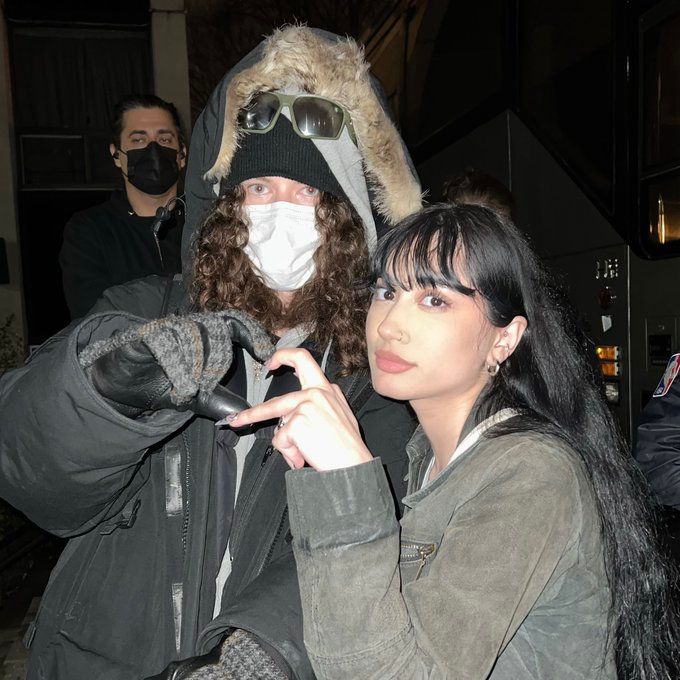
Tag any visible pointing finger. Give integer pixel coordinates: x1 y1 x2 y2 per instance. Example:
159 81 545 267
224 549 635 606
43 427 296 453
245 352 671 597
227 385 334 428
226 391 306 428
266 348 331 391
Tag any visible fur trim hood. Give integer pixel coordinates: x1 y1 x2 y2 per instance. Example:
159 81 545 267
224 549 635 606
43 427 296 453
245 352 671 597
182 26 422 268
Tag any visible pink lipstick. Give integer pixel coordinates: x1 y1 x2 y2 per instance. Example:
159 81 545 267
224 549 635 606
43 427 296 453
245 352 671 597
374 349 416 374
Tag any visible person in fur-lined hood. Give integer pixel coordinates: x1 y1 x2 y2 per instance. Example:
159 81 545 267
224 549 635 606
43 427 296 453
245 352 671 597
183 25 421 262
0 25 420 680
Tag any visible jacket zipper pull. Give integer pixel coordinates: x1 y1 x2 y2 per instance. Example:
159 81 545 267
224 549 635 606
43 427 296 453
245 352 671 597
261 445 274 467
151 222 163 268
415 544 436 580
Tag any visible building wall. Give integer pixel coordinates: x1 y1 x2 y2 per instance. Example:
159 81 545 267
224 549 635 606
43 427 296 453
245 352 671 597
151 0 191 134
0 10 25 352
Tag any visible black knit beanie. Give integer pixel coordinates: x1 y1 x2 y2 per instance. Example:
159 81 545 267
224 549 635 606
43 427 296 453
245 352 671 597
219 115 346 200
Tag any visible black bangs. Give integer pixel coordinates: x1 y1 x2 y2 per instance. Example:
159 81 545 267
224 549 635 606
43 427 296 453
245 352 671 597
371 206 475 296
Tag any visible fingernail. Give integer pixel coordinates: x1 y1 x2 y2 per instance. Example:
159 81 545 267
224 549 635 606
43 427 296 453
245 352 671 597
215 413 239 428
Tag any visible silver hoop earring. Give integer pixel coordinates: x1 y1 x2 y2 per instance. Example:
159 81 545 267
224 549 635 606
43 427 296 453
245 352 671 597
487 362 500 376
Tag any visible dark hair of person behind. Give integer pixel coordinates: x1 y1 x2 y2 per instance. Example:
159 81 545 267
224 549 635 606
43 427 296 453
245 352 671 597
191 187 369 376
111 94 185 149
372 203 679 679
442 167 515 219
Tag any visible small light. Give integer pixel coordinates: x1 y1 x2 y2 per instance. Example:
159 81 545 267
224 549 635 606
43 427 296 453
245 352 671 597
600 362 620 378
604 381 620 404
596 345 621 361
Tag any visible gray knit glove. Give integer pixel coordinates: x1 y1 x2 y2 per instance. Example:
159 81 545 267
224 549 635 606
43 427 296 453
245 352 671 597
79 310 274 420
184 630 287 680
142 630 289 680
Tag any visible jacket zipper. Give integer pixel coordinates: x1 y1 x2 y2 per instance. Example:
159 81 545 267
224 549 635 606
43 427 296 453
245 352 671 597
258 506 289 575
181 431 191 556
229 440 276 557
260 444 274 467
401 542 436 580
152 222 163 268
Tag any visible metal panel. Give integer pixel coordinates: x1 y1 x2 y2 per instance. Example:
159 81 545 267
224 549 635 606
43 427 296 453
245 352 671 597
508 112 622 259
550 246 630 439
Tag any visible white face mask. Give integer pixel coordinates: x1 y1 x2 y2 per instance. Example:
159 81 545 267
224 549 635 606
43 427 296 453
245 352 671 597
243 202 319 291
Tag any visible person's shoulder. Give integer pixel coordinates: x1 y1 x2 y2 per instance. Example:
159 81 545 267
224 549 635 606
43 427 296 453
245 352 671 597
481 430 586 495
89 274 177 318
65 194 124 230
639 352 680 425
367 389 413 416
458 432 597 536
360 391 417 461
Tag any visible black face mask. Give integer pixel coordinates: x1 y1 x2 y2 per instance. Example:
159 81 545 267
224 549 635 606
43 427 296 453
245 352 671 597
120 142 180 195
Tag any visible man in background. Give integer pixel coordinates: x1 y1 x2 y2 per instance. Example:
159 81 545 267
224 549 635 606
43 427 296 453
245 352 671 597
60 94 186 318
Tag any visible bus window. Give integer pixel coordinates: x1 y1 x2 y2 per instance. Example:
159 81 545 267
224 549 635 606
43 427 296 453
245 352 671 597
646 172 680 246
642 11 680 169
639 3 680 256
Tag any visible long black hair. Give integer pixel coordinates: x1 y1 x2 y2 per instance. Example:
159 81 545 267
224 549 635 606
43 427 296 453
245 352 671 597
372 203 679 679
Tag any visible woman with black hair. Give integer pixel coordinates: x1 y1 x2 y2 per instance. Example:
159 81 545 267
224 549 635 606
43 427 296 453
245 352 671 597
229 203 680 679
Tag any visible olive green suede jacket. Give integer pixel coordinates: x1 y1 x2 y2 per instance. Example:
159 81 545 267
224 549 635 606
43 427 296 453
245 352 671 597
286 423 616 679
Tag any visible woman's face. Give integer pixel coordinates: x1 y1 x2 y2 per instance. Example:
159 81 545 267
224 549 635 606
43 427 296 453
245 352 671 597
240 176 321 206
365 277 500 412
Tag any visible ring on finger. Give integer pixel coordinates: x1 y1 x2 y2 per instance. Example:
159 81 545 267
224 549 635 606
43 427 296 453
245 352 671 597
275 416 286 431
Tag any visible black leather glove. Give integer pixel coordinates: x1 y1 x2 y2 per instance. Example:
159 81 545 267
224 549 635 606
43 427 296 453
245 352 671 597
79 310 274 420
143 630 289 680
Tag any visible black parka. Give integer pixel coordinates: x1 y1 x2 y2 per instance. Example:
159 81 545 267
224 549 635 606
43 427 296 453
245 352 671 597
0 276 415 679
0 27 421 680
635 358 680 509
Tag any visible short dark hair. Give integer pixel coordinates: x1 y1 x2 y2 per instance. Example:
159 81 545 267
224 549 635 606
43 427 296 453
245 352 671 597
111 94 185 149
442 168 515 219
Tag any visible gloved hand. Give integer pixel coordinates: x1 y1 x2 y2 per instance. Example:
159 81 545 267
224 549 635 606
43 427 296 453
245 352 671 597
79 310 274 420
143 642 221 680
143 630 288 680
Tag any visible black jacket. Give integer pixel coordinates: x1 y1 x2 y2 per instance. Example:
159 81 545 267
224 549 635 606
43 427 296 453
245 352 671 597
59 190 183 319
0 276 415 679
635 359 680 509
2 26 422 680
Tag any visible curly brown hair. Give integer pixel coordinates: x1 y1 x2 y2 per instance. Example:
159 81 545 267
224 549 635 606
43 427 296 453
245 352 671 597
190 186 370 375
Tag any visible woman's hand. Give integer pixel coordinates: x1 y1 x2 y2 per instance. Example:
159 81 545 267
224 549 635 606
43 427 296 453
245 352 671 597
226 348 373 471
